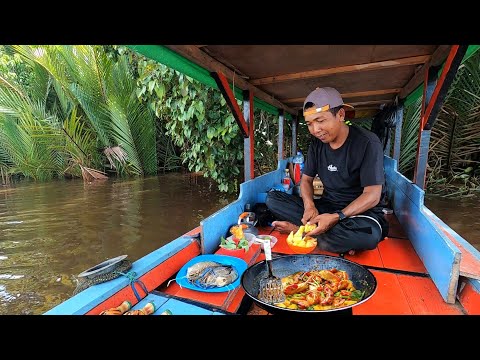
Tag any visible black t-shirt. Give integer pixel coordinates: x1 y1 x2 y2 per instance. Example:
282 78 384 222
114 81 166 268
303 125 387 211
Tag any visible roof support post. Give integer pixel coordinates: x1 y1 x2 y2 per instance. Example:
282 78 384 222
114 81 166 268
413 45 468 189
278 110 285 161
291 116 298 156
243 90 255 181
392 104 404 163
211 71 249 137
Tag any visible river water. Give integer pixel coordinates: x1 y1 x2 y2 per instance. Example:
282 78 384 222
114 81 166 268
0 174 235 315
0 175 478 315
424 194 480 252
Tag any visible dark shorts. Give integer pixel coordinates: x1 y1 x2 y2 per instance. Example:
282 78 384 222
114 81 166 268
265 190 387 254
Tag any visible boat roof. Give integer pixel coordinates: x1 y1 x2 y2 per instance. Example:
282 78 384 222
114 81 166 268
161 45 452 120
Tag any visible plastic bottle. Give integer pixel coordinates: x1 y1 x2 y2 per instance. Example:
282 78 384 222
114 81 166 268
282 168 291 191
292 151 304 185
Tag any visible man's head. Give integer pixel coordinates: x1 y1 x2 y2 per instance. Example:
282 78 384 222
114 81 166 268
303 87 353 144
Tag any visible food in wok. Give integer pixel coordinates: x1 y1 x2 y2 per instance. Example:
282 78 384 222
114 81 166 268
272 268 365 311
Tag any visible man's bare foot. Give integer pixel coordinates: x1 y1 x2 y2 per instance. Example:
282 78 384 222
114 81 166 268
271 221 299 234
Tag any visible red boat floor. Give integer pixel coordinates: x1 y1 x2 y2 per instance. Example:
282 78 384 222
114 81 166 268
158 214 468 315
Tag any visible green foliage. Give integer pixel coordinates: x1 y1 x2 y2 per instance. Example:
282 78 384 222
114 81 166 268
253 109 280 175
425 50 480 196
0 45 158 182
399 97 421 177
398 50 480 196
12 45 157 177
0 46 34 89
125 48 244 193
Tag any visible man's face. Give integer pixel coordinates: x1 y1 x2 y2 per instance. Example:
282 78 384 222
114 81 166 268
305 107 345 143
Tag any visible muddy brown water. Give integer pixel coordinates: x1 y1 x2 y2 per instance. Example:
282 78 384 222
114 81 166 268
424 194 480 252
0 174 236 315
0 176 478 315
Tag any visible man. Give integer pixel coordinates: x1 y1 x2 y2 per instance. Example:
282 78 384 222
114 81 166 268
266 87 389 255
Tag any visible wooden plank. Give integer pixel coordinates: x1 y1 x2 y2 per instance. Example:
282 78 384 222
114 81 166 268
378 236 427 273
423 207 480 280
353 270 413 315
162 282 235 308
161 244 260 313
349 100 393 106
399 45 451 99
250 55 430 85
86 240 202 315
282 88 402 104
384 156 462 304
396 273 464 315
343 247 384 268
243 90 255 181
129 293 169 314
164 45 297 116
457 278 480 315
45 236 201 315
211 71 249 137
154 297 220 315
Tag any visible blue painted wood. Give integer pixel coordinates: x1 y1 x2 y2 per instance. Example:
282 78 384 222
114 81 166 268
132 293 219 315
384 156 461 303
201 159 289 254
154 297 220 315
468 279 480 293
131 293 169 313
44 235 198 315
384 133 391 157
414 129 431 189
389 163 425 208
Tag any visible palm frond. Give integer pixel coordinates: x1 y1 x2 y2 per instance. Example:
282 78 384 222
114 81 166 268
399 97 422 175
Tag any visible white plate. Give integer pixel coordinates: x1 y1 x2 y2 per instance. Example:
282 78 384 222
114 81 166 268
253 234 278 251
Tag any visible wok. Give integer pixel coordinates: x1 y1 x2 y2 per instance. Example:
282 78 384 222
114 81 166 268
240 254 377 315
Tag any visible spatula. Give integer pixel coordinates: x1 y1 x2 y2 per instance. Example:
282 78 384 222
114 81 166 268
258 240 285 304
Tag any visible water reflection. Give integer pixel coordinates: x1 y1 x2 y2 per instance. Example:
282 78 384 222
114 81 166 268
0 174 235 315
424 194 480 252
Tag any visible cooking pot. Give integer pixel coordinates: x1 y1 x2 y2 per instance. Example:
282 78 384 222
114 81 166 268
240 254 377 315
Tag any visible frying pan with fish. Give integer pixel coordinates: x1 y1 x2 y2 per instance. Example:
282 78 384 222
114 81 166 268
240 254 377 315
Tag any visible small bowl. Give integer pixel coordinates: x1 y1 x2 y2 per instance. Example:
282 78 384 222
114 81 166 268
253 235 278 251
287 237 317 254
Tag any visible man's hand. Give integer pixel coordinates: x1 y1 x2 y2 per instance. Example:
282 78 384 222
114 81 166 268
305 213 339 236
301 206 319 225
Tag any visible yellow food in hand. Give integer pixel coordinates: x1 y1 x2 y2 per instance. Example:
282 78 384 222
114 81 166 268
287 228 317 249
294 226 305 239
304 223 317 233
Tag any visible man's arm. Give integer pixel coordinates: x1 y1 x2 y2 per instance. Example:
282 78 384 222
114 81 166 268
306 185 382 236
300 174 319 224
341 184 382 218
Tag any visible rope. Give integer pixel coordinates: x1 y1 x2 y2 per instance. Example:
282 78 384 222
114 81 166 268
115 270 149 302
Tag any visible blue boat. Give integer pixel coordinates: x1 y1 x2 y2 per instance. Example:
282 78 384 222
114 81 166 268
45 45 480 316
